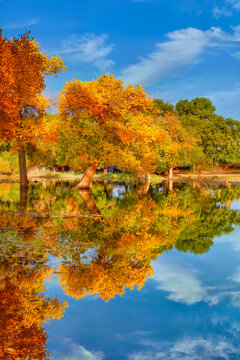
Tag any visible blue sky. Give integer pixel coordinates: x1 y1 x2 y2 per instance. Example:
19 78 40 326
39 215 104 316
1 0 240 119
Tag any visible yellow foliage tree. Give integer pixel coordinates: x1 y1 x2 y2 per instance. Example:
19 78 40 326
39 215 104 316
58 74 167 188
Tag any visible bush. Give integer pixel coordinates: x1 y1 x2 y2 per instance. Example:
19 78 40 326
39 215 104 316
0 151 19 173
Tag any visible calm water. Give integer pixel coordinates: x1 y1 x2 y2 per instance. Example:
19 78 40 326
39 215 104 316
1 180 240 359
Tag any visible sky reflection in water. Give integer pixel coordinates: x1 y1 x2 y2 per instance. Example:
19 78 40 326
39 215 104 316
1 180 240 359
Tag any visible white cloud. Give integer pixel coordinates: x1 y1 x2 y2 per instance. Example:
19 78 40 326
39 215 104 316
230 266 240 283
152 260 207 305
59 34 114 71
213 6 232 18
212 0 240 17
52 338 104 360
228 0 240 10
129 336 240 360
232 51 240 59
2 18 40 29
121 26 240 86
152 257 240 307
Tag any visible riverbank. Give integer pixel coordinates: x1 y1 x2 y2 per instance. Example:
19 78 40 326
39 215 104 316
1 170 240 185
176 173 240 184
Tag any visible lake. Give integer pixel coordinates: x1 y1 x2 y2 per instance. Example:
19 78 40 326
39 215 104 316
1 180 240 360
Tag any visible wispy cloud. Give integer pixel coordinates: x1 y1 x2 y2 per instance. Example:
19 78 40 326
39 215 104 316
152 257 240 307
213 6 232 18
58 33 114 71
228 0 240 10
2 18 40 30
129 336 240 360
232 51 240 59
152 260 207 305
52 338 104 360
215 227 240 251
213 0 240 18
121 26 240 86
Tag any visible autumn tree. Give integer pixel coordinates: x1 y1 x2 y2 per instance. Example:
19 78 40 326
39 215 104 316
57 196 173 301
58 74 166 188
0 30 66 187
153 100 196 181
0 238 67 360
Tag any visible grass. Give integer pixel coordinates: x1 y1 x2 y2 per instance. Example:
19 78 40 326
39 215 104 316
0 169 164 184
93 172 137 182
93 172 164 184
1 167 240 184
177 173 240 184
28 167 83 180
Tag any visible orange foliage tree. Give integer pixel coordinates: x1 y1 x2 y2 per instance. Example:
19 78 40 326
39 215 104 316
0 30 66 187
58 74 166 188
0 257 67 360
56 192 183 301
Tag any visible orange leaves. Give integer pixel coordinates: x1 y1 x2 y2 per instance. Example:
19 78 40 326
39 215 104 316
120 83 153 115
0 31 65 143
58 80 100 118
59 75 153 122
0 262 67 360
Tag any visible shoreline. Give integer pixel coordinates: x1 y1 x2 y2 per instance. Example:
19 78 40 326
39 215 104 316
1 172 240 185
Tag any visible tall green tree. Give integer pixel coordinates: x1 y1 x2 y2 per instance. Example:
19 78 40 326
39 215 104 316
176 97 240 167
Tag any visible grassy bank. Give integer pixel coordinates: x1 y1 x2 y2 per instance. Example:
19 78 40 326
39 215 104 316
177 173 240 183
0 170 164 184
2 169 240 184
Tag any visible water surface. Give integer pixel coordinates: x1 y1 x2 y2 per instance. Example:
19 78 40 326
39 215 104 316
1 180 240 359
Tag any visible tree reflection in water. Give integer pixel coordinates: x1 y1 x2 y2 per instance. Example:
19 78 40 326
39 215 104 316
0 180 240 356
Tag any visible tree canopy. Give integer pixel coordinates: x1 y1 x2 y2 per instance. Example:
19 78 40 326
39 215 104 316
0 30 66 187
58 74 167 187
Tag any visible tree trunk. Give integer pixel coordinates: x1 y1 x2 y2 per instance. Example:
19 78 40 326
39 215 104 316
169 167 173 180
136 172 151 195
18 149 28 188
104 180 112 199
78 189 101 215
163 179 173 193
136 171 145 185
77 163 99 189
19 186 28 213
103 167 107 175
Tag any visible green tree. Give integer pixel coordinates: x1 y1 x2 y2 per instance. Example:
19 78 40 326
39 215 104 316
176 97 240 167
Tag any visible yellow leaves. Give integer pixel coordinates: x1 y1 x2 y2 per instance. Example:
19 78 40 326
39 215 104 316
0 157 11 173
162 203 192 219
33 93 51 113
156 112 196 168
0 257 68 360
59 259 153 302
57 74 168 174
58 74 154 123
66 197 80 216
44 55 67 76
